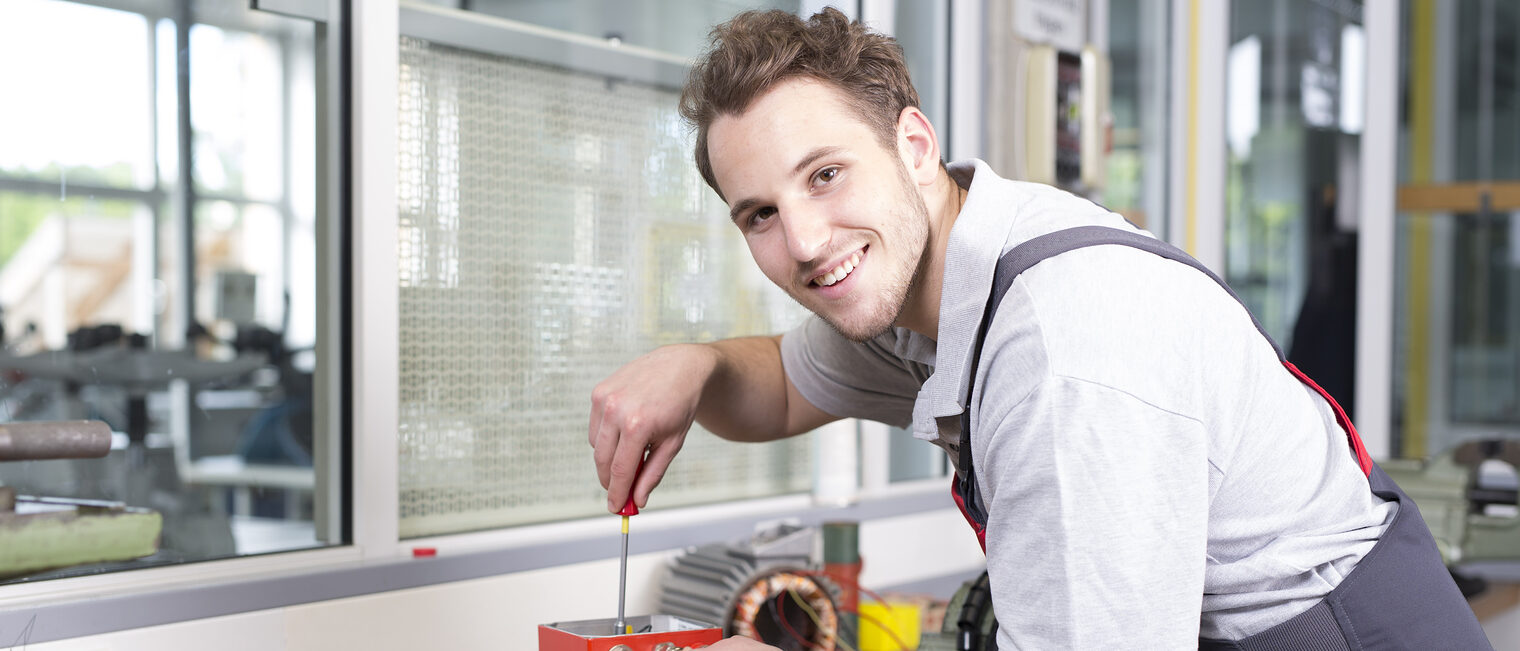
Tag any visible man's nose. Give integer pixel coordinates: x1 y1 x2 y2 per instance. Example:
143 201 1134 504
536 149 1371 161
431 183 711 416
781 205 830 262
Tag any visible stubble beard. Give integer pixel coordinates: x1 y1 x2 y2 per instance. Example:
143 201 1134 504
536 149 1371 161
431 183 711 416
812 173 932 343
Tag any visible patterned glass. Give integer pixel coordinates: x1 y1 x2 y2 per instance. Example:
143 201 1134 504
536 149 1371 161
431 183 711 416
396 37 812 537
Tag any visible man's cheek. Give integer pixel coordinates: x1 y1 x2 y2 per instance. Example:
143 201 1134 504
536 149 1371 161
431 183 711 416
748 242 790 289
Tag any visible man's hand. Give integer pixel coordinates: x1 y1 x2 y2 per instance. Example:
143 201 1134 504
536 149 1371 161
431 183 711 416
701 636 781 650
588 335 827 512
589 344 719 513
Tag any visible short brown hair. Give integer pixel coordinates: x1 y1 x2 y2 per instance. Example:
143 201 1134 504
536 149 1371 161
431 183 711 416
679 8 920 199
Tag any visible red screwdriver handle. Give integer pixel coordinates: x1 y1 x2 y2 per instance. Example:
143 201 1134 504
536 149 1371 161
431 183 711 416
617 456 646 516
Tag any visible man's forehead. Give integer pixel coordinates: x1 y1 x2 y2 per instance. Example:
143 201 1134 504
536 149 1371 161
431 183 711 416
733 77 855 125
709 79 877 166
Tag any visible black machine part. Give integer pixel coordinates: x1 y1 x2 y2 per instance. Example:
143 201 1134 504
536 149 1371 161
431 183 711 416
917 571 999 651
956 571 998 651
1454 439 1520 513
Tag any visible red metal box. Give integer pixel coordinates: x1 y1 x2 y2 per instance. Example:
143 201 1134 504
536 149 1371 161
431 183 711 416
538 614 722 651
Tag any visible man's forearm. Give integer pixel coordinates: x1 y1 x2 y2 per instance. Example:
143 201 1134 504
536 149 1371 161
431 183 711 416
693 335 804 442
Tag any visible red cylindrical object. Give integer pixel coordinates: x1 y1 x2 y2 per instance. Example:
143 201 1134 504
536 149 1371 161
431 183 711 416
824 560 863 613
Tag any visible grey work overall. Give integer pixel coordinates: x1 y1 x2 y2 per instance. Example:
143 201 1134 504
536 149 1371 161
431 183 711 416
950 226 1492 650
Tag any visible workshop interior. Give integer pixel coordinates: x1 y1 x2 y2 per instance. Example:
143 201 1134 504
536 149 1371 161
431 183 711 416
0 0 1517 648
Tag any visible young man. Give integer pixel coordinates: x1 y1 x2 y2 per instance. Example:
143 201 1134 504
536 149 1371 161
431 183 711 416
587 8 1489 649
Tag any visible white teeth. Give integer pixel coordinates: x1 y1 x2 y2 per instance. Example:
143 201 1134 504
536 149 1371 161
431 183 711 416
813 250 863 287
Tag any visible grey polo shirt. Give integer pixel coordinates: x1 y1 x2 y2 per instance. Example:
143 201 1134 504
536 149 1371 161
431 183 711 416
781 159 1395 647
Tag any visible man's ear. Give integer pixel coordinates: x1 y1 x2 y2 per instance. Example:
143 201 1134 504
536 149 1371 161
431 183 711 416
896 106 941 186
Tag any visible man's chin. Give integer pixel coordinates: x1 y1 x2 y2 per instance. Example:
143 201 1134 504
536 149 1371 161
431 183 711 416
789 290 900 342
816 311 895 343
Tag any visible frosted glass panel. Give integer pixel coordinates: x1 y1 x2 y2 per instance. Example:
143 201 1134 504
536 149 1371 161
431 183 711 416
396 37 810 537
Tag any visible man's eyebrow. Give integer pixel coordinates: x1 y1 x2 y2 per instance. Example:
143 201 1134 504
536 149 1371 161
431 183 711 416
793 146 843 176
728 146 846 223
729 198 759 223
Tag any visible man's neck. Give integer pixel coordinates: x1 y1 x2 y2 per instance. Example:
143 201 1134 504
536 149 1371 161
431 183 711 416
895 170 969 341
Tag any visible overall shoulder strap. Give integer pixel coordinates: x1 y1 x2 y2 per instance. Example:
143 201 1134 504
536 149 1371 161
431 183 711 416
960 226 1277 487
982 225 1285 361
956 225 1372 526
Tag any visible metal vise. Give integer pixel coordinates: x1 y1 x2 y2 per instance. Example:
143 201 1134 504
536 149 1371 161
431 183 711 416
0 420 162 579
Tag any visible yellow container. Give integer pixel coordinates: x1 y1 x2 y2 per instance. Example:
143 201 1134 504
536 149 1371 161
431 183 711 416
858 600 922 651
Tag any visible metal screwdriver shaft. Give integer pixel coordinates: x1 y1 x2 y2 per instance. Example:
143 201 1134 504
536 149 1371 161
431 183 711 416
616 513 630 634
613 456 645 636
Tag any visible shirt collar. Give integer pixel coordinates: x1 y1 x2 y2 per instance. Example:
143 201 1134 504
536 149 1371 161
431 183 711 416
909 159 1030 440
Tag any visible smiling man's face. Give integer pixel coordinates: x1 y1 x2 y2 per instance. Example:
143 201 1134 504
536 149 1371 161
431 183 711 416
708 78 932 342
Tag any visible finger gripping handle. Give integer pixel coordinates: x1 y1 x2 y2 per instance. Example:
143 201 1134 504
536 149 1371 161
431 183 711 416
617 457 646 516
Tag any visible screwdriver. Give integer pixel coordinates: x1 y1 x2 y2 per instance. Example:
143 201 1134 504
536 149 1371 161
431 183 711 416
614 456 646 636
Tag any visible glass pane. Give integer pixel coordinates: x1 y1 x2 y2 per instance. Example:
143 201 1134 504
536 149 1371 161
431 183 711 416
0 194 149 346
887 426 948 483
1225 0 1364 414
1447 212 1518 425
894 0 949 139
191 201 288 331
1393 0 1520 459
397 37 811 536
0 1 154 190
1104 0 1171 238
189 23 287 201
0 0 330 583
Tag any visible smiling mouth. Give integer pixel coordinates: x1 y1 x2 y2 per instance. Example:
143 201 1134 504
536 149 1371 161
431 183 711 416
811 248 865 287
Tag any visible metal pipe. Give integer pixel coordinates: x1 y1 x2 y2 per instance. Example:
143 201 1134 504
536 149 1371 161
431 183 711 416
0 421 113 461
176 0 197 341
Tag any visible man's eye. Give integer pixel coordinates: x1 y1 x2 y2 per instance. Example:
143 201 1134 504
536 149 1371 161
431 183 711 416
748 207 776 227
813 167 839 186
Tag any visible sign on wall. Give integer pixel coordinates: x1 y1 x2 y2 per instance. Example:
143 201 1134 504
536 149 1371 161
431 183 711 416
1014 0 1087 53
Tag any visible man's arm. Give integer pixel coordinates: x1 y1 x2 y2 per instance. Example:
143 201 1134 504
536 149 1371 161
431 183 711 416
697 336 839 441
589 335 838 513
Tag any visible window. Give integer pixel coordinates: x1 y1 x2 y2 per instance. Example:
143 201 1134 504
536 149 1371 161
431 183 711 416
1392 0 1520 458
0 0 334 581
1224 0 1364 412
1105 0 1172 239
